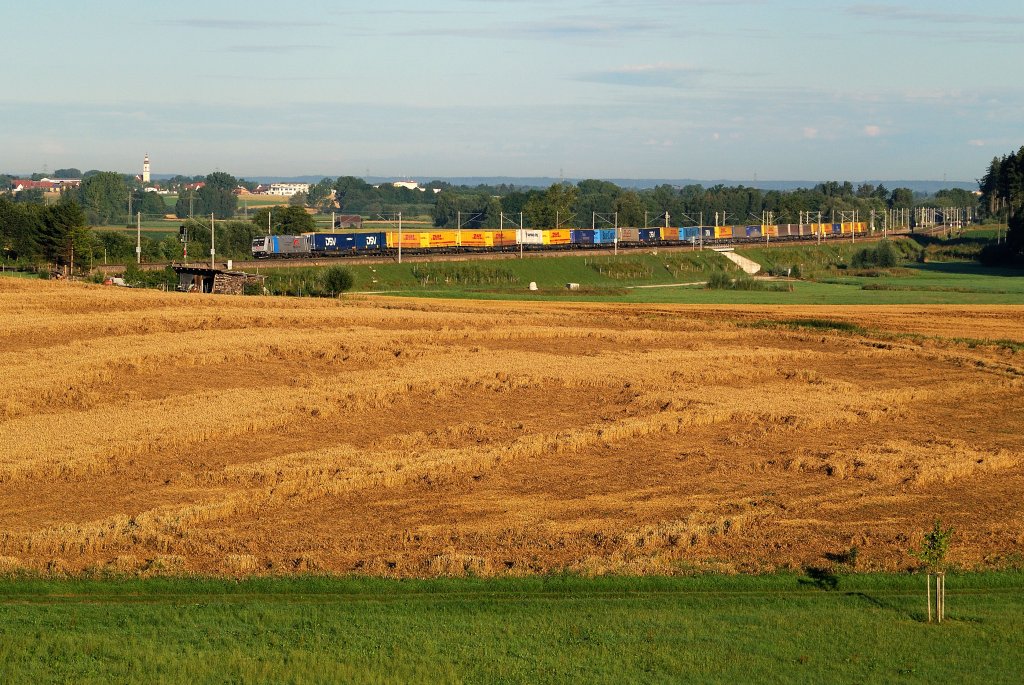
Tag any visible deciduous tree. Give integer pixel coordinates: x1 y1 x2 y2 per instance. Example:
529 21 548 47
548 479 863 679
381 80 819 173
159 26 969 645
72 171 129 225
251 205 315 235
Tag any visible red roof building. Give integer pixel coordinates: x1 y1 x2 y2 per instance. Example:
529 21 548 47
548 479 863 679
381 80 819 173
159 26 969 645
11 178 81 192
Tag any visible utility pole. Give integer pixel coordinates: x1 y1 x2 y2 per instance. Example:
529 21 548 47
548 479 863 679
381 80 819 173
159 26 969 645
457 211 482 249
210 213 216 269
398 212 403 264
136 211 141 264
501 212 525 259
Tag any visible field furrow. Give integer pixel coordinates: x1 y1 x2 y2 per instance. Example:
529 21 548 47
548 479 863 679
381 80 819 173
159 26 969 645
1 277 1022 576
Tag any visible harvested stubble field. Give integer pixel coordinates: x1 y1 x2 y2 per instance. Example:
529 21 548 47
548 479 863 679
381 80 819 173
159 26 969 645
1 278 1023 577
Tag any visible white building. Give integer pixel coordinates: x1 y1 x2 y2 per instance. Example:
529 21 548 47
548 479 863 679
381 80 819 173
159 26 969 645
392 180 423 191
267 183 311 196
142 154 151 184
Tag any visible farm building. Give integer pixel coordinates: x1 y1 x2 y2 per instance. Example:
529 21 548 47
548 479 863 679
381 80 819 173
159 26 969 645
10 178 81 193
334 214 363 229
172 265 265 295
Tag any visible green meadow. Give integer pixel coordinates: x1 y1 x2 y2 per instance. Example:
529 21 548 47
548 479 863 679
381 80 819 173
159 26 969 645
255 238 1024 305
1 573 1020 684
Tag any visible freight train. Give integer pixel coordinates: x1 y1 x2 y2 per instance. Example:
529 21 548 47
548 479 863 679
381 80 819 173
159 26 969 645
251 222 870 259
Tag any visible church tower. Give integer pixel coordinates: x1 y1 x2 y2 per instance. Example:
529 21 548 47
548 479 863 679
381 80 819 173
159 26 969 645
142 154 151 184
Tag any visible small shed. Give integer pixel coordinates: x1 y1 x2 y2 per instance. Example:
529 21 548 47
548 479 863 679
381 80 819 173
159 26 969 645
173 264 265 295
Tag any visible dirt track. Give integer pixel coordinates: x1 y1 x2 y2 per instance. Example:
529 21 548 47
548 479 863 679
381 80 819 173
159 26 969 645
1 278 1022 576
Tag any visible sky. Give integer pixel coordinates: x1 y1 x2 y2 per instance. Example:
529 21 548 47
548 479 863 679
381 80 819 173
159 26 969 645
2 0 1022 181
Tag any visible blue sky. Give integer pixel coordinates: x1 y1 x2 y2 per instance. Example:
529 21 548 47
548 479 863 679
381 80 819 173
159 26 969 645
2 0 1021 181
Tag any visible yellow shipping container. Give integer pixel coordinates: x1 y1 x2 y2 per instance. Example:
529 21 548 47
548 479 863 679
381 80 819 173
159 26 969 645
427 231 458 248
543 229 572 245
716 226 734 239
493 230 518 247
764 226 779 237
459 230 495 247
661 227 680 241
386 231 429 249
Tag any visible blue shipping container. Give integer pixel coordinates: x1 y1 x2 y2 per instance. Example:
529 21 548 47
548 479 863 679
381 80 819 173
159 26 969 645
681 226 701 240
355 232 386 250
311 233 356 252
745 225 762 238
572 229 595 245
702 227 717 239
832 223 842 234
594 229 617 244
638 228 660 242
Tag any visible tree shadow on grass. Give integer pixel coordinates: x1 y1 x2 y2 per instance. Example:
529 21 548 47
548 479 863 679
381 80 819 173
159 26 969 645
909 262 1024 278
799 567 839 590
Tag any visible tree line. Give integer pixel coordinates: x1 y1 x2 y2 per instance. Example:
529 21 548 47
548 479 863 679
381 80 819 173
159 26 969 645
431 180 981 230
1 159 1008 268
979 147 1024 262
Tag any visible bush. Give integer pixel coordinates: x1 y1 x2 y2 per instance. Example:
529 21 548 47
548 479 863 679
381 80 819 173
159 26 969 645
122 263 177 290
705 271 792 292
410 264 518 286
852 240 899 268
706 270 734 289
321 266 354 295
766 264 802 278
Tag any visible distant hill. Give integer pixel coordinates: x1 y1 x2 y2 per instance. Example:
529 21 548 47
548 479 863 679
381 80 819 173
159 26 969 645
151 174 977 195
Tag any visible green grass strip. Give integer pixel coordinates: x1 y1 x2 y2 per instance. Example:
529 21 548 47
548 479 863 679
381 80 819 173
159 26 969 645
0 573 1020 684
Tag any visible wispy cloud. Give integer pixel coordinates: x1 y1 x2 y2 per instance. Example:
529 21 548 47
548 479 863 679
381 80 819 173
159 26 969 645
577 63 706 88
511 17 658 38
394 15 661 40
221 45 327 54
331 8 496 18
846 4 1024 25
159 19 323 30
591 0 763 7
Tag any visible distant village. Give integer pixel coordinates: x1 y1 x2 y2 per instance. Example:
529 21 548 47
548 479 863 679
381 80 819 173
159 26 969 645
8 154 441 199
